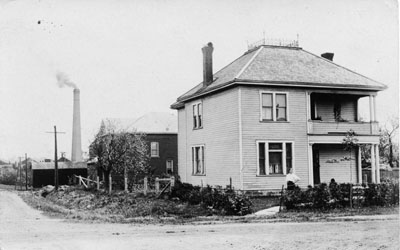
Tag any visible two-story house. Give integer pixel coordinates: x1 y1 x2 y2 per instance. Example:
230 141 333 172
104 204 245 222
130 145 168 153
171 42 386 192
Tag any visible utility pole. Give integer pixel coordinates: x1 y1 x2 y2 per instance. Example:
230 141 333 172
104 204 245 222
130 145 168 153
25 153 28 190
46 126 65 191
18 157 22 190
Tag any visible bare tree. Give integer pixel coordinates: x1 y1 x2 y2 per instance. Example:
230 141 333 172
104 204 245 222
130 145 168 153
379 117 399 168
342 129 359 182
89 120 150 190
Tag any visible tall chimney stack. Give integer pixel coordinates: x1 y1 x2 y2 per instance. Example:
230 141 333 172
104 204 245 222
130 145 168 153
71 88 83 162
202 42 214 86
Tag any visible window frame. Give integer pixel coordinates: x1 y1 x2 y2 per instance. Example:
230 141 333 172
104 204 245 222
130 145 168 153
191 144 205 176
192 102 203 129
166 159 173 174
256 140 295 176
259 91 289 122
150 142 159 158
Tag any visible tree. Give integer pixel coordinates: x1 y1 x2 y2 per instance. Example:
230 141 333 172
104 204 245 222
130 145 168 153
342 129 359 182
89 120 150 190
379 117 399 168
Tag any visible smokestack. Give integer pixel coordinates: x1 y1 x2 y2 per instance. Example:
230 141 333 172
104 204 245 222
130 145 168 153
321 52 334 61
202 42 214 86
71 88 83 162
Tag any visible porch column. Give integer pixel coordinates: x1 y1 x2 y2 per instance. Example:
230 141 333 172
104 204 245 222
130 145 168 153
369 95 375 122
375 144 380 183
357 146 362 184
373 95 377 122
308 143 314 186
370 144 376 183
306 92 311 133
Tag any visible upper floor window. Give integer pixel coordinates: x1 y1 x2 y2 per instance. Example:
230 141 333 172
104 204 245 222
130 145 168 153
150 142 159 157
257 141 293 176
260 92 288 121
193 102 203 129
192 145 205 175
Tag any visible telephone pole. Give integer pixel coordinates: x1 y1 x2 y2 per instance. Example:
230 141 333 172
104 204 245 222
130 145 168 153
46 126 65 191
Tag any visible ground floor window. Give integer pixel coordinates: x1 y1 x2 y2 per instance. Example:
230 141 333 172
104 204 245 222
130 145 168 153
257 141 293 175
166 160 173 174
192 145 205 175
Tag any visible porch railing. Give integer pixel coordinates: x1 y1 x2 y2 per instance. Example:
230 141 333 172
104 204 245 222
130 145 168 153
308 121 379 135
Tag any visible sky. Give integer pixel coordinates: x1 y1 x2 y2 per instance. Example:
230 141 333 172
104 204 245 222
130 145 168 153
0 0 398 161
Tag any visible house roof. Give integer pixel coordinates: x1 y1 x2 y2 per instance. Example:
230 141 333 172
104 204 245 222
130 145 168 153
105 112 177 134
172 45 386 108
31 161 87 170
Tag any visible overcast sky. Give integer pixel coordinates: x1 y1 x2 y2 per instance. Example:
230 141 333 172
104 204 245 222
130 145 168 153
0 0 398 161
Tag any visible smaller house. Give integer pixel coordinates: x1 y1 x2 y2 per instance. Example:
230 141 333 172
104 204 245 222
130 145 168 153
97 112 178 178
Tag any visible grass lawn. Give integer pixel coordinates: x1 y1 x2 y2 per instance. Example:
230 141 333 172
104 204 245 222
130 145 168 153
16 186 399 224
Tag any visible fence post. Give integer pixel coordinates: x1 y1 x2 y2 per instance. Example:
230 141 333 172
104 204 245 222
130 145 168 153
109 175 112 193
96 176 100 190
170 176 175 192
124 176 128 193
350 184 353 208
144 176 148 196
155 177 160 192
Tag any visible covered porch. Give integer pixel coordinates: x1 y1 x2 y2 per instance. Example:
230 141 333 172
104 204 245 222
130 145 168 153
308 136 381 186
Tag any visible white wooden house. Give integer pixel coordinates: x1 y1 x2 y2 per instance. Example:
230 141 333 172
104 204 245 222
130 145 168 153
171 42 386 192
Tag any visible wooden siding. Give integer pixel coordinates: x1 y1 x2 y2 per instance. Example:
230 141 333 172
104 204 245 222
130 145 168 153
240 86 309 190
316 96 358 122
318 144 358 183
177 109 187 182
179 88 241 188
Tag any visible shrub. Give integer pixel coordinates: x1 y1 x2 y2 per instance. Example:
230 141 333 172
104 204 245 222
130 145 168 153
170 181 252 216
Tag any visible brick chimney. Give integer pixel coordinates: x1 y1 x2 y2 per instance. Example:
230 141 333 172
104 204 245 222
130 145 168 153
202 42 214 86
321 52 334 61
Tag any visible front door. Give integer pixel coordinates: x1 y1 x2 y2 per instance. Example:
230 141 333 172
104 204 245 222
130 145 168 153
313 147 320 185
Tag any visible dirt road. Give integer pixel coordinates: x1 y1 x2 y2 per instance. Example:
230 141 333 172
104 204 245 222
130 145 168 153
0 189 398 250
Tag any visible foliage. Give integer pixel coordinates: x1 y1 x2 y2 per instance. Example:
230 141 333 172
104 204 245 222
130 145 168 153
283 181 399 211
89 120 150 189
379 117 399 168
171 181 252 216
0 170 17 185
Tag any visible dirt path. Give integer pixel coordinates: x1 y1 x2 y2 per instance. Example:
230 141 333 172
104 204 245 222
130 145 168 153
0 189 398 250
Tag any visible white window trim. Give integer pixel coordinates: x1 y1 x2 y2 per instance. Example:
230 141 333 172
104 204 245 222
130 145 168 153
150 142 159 158
256 140 295 176
192 101 203 129
259 91 289 122
191 144 206 176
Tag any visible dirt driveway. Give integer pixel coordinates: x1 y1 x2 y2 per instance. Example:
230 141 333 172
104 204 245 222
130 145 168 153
0 189 398 250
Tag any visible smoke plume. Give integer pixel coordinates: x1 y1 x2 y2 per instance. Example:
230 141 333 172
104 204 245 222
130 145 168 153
56 72 78 89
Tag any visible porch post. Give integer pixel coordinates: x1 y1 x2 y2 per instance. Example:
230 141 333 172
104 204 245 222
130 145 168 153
373 95 377 122
369 95 375 122
306 92 311 133
375 144 380 183
370 144 376 183
308 143 314 186
357 146 362 184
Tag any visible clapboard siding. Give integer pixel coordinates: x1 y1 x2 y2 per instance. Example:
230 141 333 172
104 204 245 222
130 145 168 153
240 86 309 190
177 109 187 182
318 144 358 183
181 88 241 188
316 96 358 122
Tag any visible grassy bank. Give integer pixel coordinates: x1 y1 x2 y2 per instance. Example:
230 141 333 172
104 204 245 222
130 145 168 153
17 186 399 224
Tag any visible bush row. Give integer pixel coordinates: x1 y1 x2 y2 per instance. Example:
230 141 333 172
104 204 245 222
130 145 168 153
170 181 252 216
284 181 399 210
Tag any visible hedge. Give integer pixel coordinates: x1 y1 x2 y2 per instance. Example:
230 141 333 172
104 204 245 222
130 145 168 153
283 181 399 210
170 181 252 216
